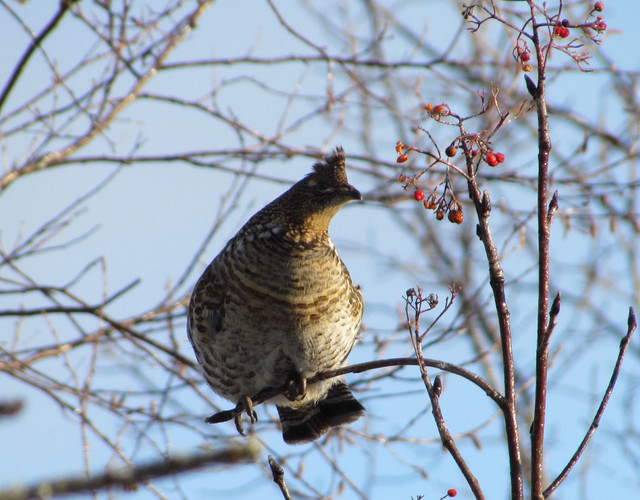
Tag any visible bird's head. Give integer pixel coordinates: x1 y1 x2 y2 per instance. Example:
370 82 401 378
283 147 362 232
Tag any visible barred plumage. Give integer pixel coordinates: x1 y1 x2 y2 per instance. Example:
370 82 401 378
187 147 365 444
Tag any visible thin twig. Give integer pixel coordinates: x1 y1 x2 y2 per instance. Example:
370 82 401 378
406 288 485 500
268 455 292 500
543 307 637 498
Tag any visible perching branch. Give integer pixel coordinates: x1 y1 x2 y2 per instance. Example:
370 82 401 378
206 356 506 425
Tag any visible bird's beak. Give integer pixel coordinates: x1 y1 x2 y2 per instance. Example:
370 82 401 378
347 185 363 201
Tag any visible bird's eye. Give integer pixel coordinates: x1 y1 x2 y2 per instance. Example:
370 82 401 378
315 184 334 193
308 178 332 193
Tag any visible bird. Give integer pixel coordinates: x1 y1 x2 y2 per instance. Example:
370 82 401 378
187 147 365 444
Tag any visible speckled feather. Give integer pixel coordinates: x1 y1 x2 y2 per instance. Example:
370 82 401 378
188 147 365 443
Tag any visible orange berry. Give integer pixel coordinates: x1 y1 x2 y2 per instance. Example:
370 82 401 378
448 209 463 224
436 210 444 220
413 190 425 201
445 144 457 157
424 103 433 112
432 104 445 115
397 153 408 163
395 140 403 154
523 64 533 72
423 199 436 210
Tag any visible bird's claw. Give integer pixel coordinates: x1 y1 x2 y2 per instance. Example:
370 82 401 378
233 394 258 436
285 374 307 402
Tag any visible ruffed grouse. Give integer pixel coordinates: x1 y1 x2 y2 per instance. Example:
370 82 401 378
187 147 365 444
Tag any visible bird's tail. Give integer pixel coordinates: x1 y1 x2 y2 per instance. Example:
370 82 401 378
277 379 365 444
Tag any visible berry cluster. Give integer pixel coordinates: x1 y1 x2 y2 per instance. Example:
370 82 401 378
593 18 607 32
554 24 570 39
551 2 608 39
396 100 510 225
514 2 607 73
515 44 533 72
485 151 505 167
398 174 465 226
396 93 514 226
424 103 450 117
395 140 408 163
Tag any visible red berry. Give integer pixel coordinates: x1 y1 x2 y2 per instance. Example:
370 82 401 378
495 152 505 163
594 1 604 12
554 25 570 38
397 153 408 163
597 22 607 31
520 52 531 62
448 489 458 497
485 152 498 167
413 190 425 201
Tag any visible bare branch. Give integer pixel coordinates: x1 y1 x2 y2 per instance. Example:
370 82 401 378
0 1 72 115
543 308 637 497
206 356 506 425
0 446 260 500
268 455 293 500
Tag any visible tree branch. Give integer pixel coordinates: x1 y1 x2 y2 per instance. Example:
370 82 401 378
268 455 292 500
205 356 506 425
0 445 260 500
543 307 637 497
0 1 73 115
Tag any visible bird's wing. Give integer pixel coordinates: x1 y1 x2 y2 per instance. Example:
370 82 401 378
188 257 226 343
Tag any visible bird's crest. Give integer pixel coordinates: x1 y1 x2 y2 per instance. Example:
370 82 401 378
311 147 348 186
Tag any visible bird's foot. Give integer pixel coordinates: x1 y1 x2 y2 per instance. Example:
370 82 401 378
233 394 258 436
285 374 307 402
204 395 258 436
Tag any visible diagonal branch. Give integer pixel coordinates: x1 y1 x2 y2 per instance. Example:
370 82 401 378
0 0 73 115
543 307 637 498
